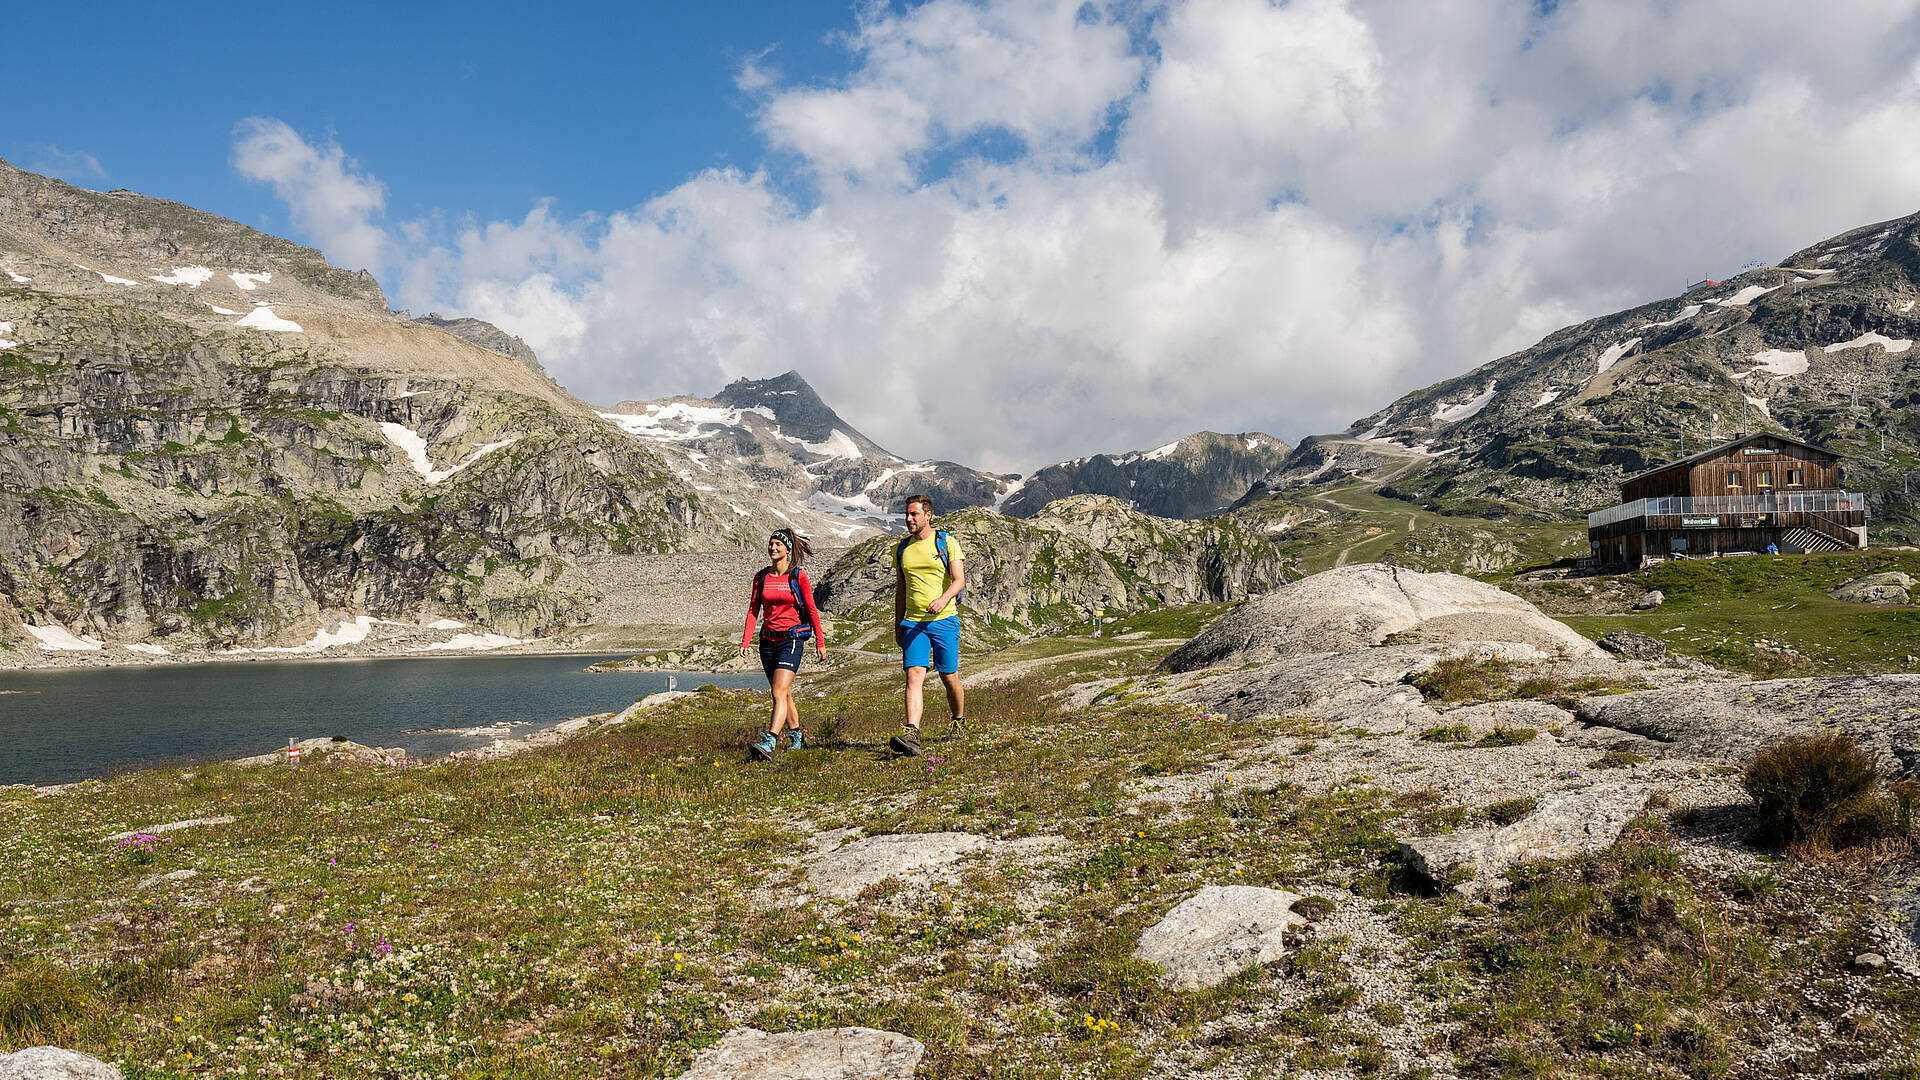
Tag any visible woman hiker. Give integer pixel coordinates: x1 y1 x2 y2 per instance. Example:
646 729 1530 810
740 527 827 759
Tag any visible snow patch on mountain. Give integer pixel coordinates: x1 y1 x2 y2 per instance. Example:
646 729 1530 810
1823 332 1912 355
236 305 302 333
379 423 520 484
1533 388 1561 408
76 263 140 286
1433 382 1497 423
1745 349 1810 378
149 265 214 286
24 624 105 651
229 271 271 290
1595 339 1639 376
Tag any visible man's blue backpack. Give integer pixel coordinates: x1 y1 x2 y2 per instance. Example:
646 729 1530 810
896 530 962 606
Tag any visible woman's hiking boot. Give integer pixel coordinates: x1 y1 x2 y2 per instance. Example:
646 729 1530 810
786 729 805 751
889 726 922 757
750 731 778 760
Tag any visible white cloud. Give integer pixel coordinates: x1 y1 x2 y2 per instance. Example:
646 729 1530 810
239 0 1920 471
231 118 389 275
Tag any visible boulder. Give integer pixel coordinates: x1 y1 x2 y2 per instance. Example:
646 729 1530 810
1570 675 1920 773
1132 884 1307 990
1168 642 1575 734
806 832 989 900
1829 572 1915 604
1399 785 1653 889
1596 630 1666 660
674 1026 924 1080
1632 590 1665 610
0 1047 122 1080
1161 564 1600 672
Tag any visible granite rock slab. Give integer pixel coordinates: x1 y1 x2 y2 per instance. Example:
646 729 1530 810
1133 884 1307 990
674 1026 924 1079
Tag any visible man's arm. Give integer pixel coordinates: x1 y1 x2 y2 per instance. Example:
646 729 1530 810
930 557 964 615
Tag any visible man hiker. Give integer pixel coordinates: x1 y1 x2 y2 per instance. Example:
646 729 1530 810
889 494 967 757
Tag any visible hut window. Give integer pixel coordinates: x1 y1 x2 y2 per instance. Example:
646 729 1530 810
1726 469 1740 488
1756 469 1772 487
1787 468 1802 486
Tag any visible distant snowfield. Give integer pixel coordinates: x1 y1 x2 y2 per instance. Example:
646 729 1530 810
408 633 525 653
1432 382 1497 423
379 423 520 485
599 402 757 441
427 618 468 630
122 642 170 656
1713 284 1778 306
1648 305 1702 328
236 305 302 333
24 624 105 651
1533 388 1562 408
1746 349 1810 378
1746 395 1772 419
150 265 214 286
229 271 271 290
1901 301 1917 314
76 263 141 286
222 616 380 655
205 302 239 315
1595 338 1639 375
0 321 15 350
5 269 30 283
776 427 862 459
1145 439 1183 460
1823 332 1912 354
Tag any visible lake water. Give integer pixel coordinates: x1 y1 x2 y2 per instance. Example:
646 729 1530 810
0 655 762 786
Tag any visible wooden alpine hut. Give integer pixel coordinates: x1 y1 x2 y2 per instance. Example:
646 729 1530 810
1587 433 1866 568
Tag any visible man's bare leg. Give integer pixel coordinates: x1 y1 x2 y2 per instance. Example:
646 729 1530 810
904 666 928 731
939 671 964 725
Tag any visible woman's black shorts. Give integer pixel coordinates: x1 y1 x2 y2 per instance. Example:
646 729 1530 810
759 635 806 680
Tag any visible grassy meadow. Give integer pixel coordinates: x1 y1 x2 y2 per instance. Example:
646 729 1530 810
4 604 1918 1078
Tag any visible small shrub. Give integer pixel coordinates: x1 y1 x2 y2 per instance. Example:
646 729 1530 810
1421 724 1472 744
814 715 846 744
1513 676 1559 699
1594 750 1646 769
1742 735 1911 851
1292 896 1336 922
1475 727 1537 748
1484 798 1537 826
1726 871 1778 901
1411 656 1511 702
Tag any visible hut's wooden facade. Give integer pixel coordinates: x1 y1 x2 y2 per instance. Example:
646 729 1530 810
1587 434 1866 568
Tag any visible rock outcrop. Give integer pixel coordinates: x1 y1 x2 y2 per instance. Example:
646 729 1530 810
815 497 1287 631
1160 563 1600 672
1133 885 1306 990
1571 676 1920 773
1399 785 1654 891
0 156 729 650
999 431 1291 519
0 1047 121 1080
674 1027 924 1080
1830 572 1915 604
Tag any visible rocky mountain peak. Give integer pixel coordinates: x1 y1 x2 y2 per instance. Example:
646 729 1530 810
712 370 861 448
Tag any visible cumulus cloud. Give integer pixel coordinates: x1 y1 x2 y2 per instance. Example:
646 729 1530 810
231 118 389 275
239 0 1920 471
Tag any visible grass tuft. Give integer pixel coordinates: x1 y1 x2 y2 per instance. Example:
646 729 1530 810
1742 734 1916 852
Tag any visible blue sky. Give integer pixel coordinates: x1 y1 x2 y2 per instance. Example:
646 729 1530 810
8 1 1920 470
3 2 859 234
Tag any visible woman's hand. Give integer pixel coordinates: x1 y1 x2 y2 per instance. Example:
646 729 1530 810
814 644 827 661
738 642 749 657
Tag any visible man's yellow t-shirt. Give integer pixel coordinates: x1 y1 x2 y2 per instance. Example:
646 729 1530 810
896 532 964 622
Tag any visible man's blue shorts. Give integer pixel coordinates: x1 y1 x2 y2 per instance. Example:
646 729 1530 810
899 618 960 674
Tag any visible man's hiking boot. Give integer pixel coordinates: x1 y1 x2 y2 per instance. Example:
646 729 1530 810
946 717 973 739
786 730 805 751
750 731 778 760
889 726 922 757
